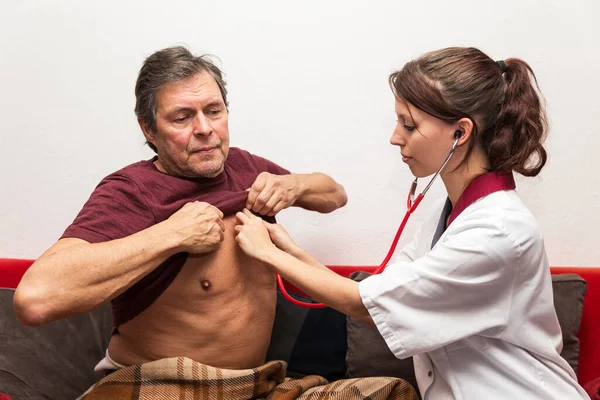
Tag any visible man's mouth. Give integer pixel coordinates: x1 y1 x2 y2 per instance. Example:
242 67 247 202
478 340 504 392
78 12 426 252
191 145 220 153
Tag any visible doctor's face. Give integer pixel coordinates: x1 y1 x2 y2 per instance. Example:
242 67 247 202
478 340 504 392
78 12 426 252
390 98 457 178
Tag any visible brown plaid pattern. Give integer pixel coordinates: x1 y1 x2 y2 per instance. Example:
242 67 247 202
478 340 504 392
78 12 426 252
77 357 418 399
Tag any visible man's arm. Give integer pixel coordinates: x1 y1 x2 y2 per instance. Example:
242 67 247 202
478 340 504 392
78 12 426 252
14 202 224 326
246 172 347 216
290 172 348 213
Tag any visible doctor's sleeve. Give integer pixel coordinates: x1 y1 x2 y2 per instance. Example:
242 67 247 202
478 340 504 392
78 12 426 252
359 216 521 359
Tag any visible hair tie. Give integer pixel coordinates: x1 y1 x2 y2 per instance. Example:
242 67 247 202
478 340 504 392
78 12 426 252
496 60 507 73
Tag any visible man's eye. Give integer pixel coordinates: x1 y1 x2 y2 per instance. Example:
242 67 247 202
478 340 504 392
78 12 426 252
174 116 188 122
207 109 221 116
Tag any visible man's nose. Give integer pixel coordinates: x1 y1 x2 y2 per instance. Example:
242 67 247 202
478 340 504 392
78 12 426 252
192 113 212 136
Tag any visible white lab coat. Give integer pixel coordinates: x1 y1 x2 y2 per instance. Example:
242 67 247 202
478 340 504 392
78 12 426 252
359 190 589 399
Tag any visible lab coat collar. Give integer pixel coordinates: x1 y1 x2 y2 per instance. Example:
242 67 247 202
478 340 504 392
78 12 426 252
447 171 516 227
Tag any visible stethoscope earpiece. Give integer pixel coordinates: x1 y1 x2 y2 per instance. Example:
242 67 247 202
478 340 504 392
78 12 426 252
454 130 462 139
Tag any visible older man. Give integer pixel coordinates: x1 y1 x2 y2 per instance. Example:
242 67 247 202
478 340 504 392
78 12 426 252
14 46 347 373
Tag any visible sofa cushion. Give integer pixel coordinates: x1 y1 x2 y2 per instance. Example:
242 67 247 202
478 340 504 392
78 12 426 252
553 273 587 374
266 290 347 381
345 271 419 396
0 289 112 400
345 271 587 393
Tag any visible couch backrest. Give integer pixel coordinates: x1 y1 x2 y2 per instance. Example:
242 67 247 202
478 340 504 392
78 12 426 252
1 259 598 385
549 267 600 385
0 258 32 290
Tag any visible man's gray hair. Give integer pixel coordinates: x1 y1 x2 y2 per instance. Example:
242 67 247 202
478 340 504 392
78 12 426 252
134 46 228 153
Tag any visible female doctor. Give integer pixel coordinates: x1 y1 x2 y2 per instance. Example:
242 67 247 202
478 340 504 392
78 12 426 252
234 47 589 399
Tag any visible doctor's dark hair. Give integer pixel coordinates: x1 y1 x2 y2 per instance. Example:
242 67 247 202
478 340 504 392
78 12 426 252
134 46 228 154
389 47 548 176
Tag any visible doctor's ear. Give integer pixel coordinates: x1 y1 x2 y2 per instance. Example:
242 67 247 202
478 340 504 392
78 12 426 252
454 118 474 145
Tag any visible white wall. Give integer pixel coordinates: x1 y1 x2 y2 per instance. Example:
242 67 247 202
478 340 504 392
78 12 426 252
1 0 599 266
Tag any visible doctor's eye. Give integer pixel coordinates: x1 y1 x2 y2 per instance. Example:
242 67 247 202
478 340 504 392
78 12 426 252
403 124 416 132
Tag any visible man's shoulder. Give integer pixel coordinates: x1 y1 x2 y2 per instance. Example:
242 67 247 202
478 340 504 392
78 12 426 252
92 159 158 194
107 159 157 179
103 159 159 181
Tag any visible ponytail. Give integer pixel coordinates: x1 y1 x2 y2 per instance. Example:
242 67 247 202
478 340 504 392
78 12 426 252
487 59 548 176
389 47 549 177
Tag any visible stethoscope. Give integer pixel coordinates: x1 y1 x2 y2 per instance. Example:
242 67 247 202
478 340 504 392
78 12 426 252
277 131 462 308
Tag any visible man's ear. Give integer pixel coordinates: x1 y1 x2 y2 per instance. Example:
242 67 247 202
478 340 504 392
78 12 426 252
455 118 474 146
138 118 155 146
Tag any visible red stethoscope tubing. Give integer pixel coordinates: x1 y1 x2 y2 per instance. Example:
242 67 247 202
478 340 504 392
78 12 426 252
276 187 424 308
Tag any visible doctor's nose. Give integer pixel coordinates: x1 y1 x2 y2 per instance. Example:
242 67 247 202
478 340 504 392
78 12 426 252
390 125 406 147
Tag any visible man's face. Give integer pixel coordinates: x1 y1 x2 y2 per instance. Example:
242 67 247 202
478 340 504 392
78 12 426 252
141 71 230 178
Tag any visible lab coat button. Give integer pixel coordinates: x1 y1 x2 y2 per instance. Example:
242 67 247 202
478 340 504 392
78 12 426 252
428 370 433 377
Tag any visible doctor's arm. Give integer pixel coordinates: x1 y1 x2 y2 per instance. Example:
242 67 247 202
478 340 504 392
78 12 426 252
235 209 373 325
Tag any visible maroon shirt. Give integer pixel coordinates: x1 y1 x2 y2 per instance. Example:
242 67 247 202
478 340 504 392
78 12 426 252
61 147 290 327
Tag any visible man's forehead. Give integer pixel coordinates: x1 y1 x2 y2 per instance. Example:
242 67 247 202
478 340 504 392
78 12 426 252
156 72 224 111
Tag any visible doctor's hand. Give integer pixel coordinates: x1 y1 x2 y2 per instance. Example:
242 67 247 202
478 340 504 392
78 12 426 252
246 172 301 217
264 222 300 256
235 209 278 262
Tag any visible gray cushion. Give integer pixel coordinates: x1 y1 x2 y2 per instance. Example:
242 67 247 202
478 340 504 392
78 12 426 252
552 273 587 374
345 271 419 395
0 289 112 400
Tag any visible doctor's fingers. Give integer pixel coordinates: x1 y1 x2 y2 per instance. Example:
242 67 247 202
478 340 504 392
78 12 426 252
236 209 261 224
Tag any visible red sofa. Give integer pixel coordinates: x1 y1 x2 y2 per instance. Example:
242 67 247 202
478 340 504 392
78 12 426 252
1 258 599 386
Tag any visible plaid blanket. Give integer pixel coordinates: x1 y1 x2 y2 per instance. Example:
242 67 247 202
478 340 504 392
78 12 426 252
77 358 418 399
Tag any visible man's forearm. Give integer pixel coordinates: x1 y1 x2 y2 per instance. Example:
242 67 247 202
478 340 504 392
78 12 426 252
14 222 180 326
292 173 347 213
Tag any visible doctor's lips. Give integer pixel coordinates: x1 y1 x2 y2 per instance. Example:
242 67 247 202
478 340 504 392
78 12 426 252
401 153 413 163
